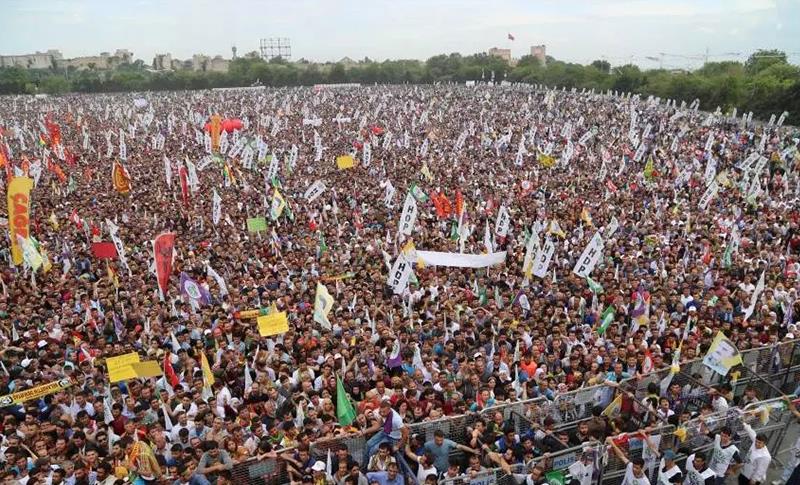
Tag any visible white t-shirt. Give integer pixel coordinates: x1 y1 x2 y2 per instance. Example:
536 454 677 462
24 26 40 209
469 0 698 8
568 460 594 485
657 459 683 485
386 409 405 440
741 424 771 483
416 464 438 484
708 434 740 477
686 453 716 485
622 462 651 485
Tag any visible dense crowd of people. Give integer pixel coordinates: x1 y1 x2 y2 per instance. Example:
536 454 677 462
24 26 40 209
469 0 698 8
0 83 798 485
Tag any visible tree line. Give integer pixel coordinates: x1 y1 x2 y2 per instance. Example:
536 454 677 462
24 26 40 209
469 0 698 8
0 49 797 125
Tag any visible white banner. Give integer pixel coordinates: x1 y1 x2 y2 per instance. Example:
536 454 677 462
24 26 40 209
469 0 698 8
398 193 418 236
387 254 414 295
186 159 199 192
164 156 172 188
362 142 372 167
704 157 717 186
212 189 222 225
407 250 507 268
532 238 556 278
572 232 604 277
604 216 619 238
267 153 279 180
304 180 326 202
699 179 719 210
743 271 765 321
495 206 511 237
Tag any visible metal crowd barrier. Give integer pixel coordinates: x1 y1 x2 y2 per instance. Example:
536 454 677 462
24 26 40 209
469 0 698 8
230 340 799 484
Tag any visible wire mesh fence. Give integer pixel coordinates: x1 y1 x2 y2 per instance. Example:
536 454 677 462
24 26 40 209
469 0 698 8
228 340 800 484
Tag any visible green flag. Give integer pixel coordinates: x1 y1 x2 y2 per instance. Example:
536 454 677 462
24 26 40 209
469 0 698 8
598 305 615 335
586 276 604 294
246 217 267 233
336 376 356 426
494 286 504 309
722 243 733 268
449 221 459 241
545 470 566 485
409 183 429 203
316 232 328 259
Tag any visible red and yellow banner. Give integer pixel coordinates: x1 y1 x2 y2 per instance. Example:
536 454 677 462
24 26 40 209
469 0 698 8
7 176 34 265
210 115 222 151
153 232 176 297
112 161 131 195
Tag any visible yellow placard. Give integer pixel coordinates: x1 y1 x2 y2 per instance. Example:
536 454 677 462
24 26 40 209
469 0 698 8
257 311 289 337
106 352 141 383
0 378 72 407
130 361 164 379
7 176 34 266
336 155 355 170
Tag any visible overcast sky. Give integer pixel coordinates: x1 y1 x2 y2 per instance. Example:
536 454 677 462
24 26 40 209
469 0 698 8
1 0 798 69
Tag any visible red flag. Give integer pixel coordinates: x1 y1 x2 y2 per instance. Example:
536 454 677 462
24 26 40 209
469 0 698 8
433 192 446 218
642 350 654 374
179 166 189 206
65 148 76 167
153 232 176 297
702 243 712 265
90 221 101 240
455 191 464 219
91 242 117 259
70 209 83 229
45 116 61 146
164 354 180 387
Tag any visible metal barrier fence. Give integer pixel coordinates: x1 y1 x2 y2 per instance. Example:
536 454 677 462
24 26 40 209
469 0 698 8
230 340 800 484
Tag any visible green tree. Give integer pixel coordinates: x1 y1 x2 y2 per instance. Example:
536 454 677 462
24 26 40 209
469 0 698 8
745 49 787 74
39 75 71 94
590 59 611 74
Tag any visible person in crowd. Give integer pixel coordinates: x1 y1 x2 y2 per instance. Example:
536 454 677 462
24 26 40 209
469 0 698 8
0 83 795 485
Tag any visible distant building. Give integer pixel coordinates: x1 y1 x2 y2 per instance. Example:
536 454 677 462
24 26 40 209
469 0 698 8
57 49 133 70
531 45 547 65
191 54 229 72
0 50 63 69
1 49 134 71
488 47 512 63
153 53 173 71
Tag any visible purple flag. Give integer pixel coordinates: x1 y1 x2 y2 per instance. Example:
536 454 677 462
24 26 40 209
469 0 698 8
180 272 211 305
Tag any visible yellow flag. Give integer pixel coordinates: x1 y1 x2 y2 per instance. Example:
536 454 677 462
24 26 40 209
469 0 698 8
538 153 556 168
200 351 215 388
257 311 289 337
643 156 655 181
602 394 622 417
49 212 59 229
336 155 355 170
580 207 593 227
41 249 52 274
420 162 433 182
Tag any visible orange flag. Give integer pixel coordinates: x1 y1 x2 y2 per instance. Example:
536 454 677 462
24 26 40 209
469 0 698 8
112 161 132 195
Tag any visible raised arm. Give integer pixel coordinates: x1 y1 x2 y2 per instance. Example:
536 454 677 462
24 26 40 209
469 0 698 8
606 436 629 465
404 442 420 463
